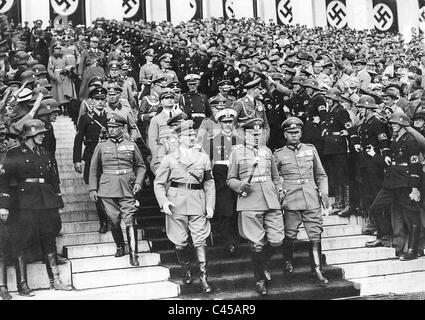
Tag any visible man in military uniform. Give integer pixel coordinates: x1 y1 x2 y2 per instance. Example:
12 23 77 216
121 41 140 90
89 114 146 266
139 49 161 98
157 53 178 85
286 76 307 121
321 88 352 216
104 83 139 141
203 109 242 254
78 76 104 122
0 120 72 297
368 113 422 260
77 36 106 99
73 87 109 234
0 119 19 300
227 118 284 296
154 120 215 293
350 96 391 244
183 74 210 131
233 78 270 142
105 61 136 108
208 80 236 109
275 117 330 284
301 79 327 158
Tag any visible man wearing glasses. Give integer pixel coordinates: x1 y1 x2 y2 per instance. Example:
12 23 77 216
77 36 106 99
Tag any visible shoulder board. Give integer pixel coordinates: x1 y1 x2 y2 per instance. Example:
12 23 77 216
274 147 286 153
305 143 316 149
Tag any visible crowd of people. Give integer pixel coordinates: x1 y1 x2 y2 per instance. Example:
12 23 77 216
0 13 425 299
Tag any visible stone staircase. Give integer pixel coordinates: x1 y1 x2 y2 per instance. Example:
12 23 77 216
8 115 425 299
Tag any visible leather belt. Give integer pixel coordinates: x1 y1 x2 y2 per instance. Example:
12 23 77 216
250 176 271 183
191 113 206 118
391 162 409 167
214 160 229 166
103 169 133 175
324 132 342 136
284 179 311 184
25 178 46 184
170 182 202 190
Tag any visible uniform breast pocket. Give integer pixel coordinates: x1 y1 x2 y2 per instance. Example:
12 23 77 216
118 151 133 161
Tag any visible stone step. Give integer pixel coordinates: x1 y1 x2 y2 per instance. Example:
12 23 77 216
324 247 396 265
61 220 147 234
63 193 90 203
151 234 376 252
72 266 171 290
352 269 425 296
62 201 96 213
12 281 180 300
59 177 87 187
298 224 361 240
60 211 99 222
70 253 161 273
6 262 72 292
57 229 144 248
335 257 425 279
63 240 152 259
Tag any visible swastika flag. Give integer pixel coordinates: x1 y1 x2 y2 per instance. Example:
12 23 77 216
372 0 398 33
123 0 146 22
0 0 21 24
326 0 347 28
50 0 85 27
418 0 425 33
275 0 293 25
223 0 236 19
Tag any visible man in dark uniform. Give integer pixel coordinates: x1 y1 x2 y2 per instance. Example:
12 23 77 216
368 113 422 260
204 51 225 97
227 118 284 296
321 88 352 216
208 80 236 109
287 76 307 121
183 74 210 131
275 117 330 284
89 114 146 266
73 87 109 234
222 58 240 97
203 108 242 255
350 96 391 244
0 120 72 297
237 60 253 98
121 41 140 89
301 79 327 158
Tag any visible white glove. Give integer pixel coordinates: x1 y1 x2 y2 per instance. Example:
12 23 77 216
206 207 214 219
0 208 9 223
354 144 361 153
366 145 376 158
163 201 175 216
384 156 391 166
410 188 421 202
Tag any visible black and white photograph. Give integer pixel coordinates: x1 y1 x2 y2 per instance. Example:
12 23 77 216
0 0 425 304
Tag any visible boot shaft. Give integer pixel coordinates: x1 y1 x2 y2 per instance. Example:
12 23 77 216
126 225 139 254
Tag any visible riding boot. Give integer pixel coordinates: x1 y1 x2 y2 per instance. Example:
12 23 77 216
263 245 274 282
45 262 55 290
111 225 126 257
16 256 34 297
251 251 267 295
309 241 329 284
47 253 73 291
96 202 109 234
175 247 192 285
0 259 11 300
195 246 211 294
400 225 420 261
126 225 139 266
329 185 343 215
338 185 352 217
282 238 295 275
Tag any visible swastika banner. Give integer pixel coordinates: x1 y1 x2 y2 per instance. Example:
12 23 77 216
123 0 146 22
223 0 236 19
372 0 398 33
170 0 202 22
0 0 21 24
275 0 293 25
326 0 347 28
50 0 86 27
418 0 425 33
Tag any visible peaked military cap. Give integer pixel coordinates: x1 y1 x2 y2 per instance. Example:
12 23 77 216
106 83 123 94
107 113 127 127
241 118 264 132
89 86 107 99
215 109 237 122
244 78 262 90
173 120 196 136
167 112 188 127
281 117 304 132
160 88 176 100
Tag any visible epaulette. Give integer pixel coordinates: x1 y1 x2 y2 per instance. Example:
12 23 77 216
305 143 316 149
274 147 286 153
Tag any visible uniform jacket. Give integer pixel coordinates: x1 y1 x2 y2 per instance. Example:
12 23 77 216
227 145 281 211
183 91 210 130
139 63 161 85
73 111 108 163
383 131 422 190
105 102 139 140
274 143 328 211
322 104 352 155
0 144 63 210
148 110 172 157
89 137 146 198
154 149 216 216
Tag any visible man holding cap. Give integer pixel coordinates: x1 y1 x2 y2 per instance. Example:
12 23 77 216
183 74 210 131
227 118 284 296
154 120 215 294
275 117 330 284
89 113 146 267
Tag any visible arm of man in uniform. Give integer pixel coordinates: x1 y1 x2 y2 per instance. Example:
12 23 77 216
407 137 422 202
127 111 140 141
77 50 87 77
227 149 244 193
312 146 329 208
73 116 87 173
202 153 216 219
148 116 159 158
153 155 173 215
132 143 146 194
270 150 283 194
88 143 102 202
0 171 10 223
